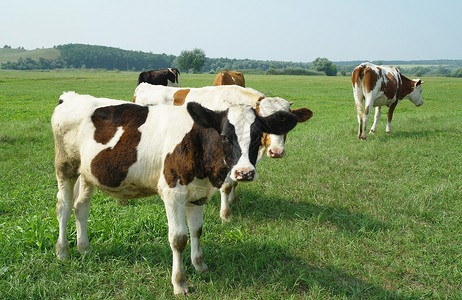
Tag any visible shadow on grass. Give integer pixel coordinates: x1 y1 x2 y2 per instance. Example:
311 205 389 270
223 190 387 236
88 236 414 299
200 240 415 299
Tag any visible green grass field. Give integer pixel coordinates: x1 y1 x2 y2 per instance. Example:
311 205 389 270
1 70 461 299
0 48 61 64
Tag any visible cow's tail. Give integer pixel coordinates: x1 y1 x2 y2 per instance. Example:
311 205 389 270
176 69 181 87
352 64 366 119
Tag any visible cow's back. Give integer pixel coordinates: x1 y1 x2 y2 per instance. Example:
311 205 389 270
134 84 263 110
213 71 245 87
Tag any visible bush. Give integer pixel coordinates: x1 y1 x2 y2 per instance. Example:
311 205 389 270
450 67 462 77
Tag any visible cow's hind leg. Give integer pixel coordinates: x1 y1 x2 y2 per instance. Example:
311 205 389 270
359 96 374 140
56 178 76 260
74 176 94 255
354 90 367 140
369 106 381 134
186 203 208 273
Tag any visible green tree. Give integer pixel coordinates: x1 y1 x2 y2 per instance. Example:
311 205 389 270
450 67 462 78
177 48 206 73
312 57 337 76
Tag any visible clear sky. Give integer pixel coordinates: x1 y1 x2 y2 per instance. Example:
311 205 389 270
1 0 461 62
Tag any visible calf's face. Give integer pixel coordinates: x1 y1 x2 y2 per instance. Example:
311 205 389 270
258 98 313 158
187 102 298 182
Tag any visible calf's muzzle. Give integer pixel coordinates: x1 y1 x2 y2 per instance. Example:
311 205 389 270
234 168 256 181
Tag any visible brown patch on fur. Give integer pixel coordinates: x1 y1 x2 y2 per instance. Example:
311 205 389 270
290 107 313 123
254 104 261 115
396 74 415 100
363 67 378 94
90 104 149 187
173 89 190 106
222 183 234 194
192 226 203 238
55 158 80 180
213 71 245 87
261 133 271 150
172 234 188 252
132 95 136 103
365 105 370 115
387 100 399 122
381 72 398 99
163 124 230 188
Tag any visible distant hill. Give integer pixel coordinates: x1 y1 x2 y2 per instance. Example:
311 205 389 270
0 47 60 64
1 44 461 76
334 59 462 67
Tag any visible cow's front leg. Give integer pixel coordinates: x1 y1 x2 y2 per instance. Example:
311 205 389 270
164 195 189 295
73 176 94 254
369 106 381 134
386 101 398 133
220 177 237 221
186 203 208 273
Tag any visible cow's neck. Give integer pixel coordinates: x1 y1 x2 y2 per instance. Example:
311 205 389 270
396 74 414 100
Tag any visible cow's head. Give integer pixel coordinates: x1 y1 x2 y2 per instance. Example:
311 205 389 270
407 79 424 107
187 102 298 182
257 97 313 159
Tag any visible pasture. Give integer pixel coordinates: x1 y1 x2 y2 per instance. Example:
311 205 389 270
0 70 461 299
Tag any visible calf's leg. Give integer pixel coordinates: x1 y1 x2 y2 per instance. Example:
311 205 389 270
186 203 208 273
220 177 237 221
55 178 76 260
74 176 94 254
164 194 189 295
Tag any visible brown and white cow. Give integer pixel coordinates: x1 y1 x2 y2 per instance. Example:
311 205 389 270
133 83 313 220
213 70 245 87
137 68 180 86
52 92 298 295
352 62 424 140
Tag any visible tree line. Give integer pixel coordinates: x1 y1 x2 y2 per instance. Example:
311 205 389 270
2 44 462 77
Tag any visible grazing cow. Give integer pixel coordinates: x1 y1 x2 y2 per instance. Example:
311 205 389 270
133 83 313 220
52 92 298 295
137 68 180 86
213 70 245 87
352 62 424 140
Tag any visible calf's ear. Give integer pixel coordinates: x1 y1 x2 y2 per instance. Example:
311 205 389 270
290 107 313 123
187 102 223 131
258 111 298 135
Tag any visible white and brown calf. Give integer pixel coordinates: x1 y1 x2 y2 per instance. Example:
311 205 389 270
133 83 313 220
352 62 424 140
52 91 298 295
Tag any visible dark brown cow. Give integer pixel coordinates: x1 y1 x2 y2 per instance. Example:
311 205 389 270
137 68 180 86
213 70 245 87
